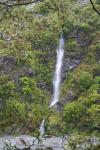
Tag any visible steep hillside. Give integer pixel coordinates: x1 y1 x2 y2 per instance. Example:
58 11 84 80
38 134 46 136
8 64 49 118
0 0 100 138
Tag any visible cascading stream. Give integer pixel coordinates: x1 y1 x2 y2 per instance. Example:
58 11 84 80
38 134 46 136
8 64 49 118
39 119 45 137
50 34 64 107
39 34 64 136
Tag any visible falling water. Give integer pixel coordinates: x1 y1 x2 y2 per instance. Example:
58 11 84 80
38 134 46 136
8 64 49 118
50 34 64 107
39 34 64 136
39 119 45 137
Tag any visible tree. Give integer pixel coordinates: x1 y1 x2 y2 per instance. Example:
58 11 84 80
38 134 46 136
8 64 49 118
0 0 100 15
0 0 43 7
76 71 93 92
90 0 100 15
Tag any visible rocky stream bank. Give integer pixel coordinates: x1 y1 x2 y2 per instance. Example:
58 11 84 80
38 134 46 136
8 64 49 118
0 135 67 150
0 134 100 150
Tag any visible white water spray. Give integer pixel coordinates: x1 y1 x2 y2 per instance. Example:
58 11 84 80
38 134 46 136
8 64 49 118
50 34 64 107
39 119 45 137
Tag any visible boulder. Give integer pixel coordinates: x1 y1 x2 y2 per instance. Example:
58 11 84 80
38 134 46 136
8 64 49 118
0 135 66 150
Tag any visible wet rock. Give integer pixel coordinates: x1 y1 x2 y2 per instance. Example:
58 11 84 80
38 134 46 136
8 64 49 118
0 56 36 82
0 56 16 75
0 135 37 150
35 136 67 150
54 102 64 112
62 28 87 80
0 135 67 150
63 53 83 71
61 25 93 82
26 68 36 77
63 90 77 104
38 82 47 90
1 135 99 150
62 55 83 81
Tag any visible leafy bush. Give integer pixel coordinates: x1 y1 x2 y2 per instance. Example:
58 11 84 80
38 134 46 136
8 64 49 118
88 105 100 130
5 100 26 123
64 101 86 131
65 133 100 150
0 75 15 100
76 71 93 92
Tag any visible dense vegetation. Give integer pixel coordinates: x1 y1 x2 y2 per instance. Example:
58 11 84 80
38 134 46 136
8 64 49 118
0 0 100 140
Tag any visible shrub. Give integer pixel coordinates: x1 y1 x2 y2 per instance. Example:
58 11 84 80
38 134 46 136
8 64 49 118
65 133 100 150
76 71 93 92
88 104 100 130
64 101 86 131
5 100 26 123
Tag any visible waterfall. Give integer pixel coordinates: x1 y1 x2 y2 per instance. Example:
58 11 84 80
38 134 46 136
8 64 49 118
50 34 64 107
39 34 64 136
39 119 45 137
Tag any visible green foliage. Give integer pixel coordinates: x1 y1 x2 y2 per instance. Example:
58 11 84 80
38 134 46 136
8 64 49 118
6 100 26 122
47 110 63 135
0 0 100 137
64 102 86 131
63 75 100 133
65 133 100 150
31 104 48 125
96 0 100 4
0 75 15 99
19 76 49 104
35 0 69 14
66 39 77 50
75 71 93 92
65 133 86 150
88 105 100 130
80 22 90 31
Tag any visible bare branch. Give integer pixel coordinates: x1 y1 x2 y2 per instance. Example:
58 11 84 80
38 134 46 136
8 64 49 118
90 0 100 15
0 0 43 7
0 1 11 7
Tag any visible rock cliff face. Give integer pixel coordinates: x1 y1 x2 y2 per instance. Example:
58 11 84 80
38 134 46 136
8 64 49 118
0 56 36 82
0 27 89 93
62 28 90 80
0 0 94 99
